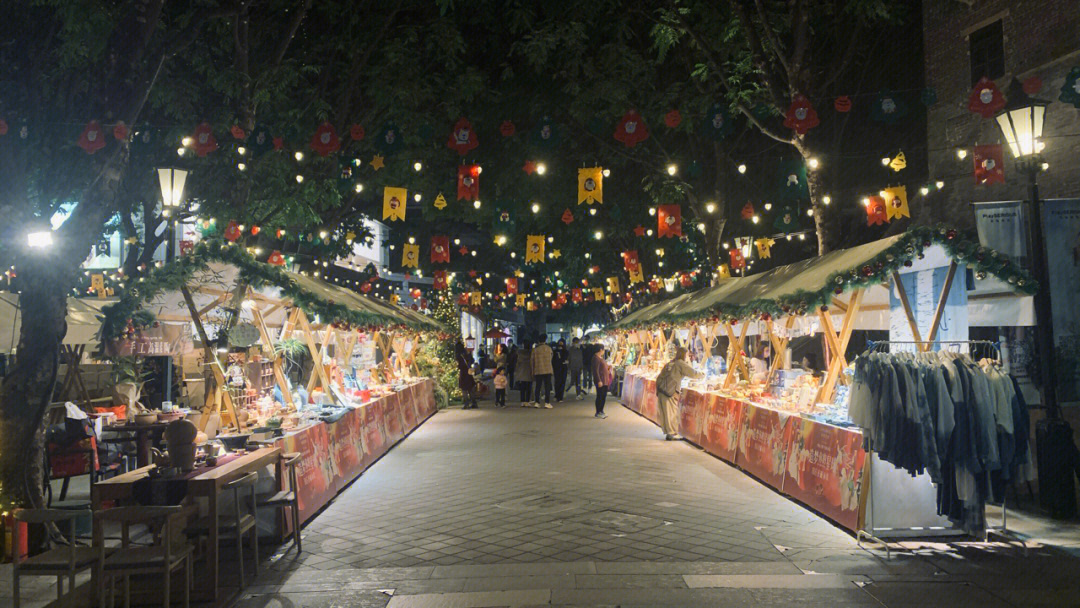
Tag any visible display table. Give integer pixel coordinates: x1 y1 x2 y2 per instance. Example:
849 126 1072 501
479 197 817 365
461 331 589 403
272 378 437 524
620 370 866 532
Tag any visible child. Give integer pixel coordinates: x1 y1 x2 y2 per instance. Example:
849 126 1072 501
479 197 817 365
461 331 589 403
493 366 508 407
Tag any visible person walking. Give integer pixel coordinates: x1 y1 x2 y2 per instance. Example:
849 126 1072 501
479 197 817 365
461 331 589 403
591 345 614 419
507 343 518 388
531 334 554 408
552 339 569 402
455 340 479 409
493 366 508 407
655 346 703 440
514 341 533 406
568 337 585 398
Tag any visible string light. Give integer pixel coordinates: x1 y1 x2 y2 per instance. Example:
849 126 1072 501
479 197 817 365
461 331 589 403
764 203 772 211
413 162 422 171
237 146 247 156
176 148 186 157
808 157 820 169
547 236 554 243
295 174 304 183
806 208 814 217
646 229 654 236
536 163 547 175
737 164 746 174
705 202 716 213
956 149 968 160
648 207 656 216
413 193 422 202
880 157 890 166
752 215 760 224
822 195 831 205
935 180 945 189
589 208 597 216
920 186 930 195
861 197 870 207
181 136 193 147
602 169 611 177
666 164 678 176
294 151 304 162
408 236 415 244
474 200 482 209
355 183 364 193
594 230 603 240
531 202 540 213
237 163 246 171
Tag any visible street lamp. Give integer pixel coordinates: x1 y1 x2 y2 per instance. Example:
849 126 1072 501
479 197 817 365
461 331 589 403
156 167 189 406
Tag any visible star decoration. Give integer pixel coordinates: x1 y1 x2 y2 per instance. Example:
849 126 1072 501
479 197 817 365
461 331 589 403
370 154 385 170
551 249 561 259
458 246 469 255
468 270 477 278
514 270 525 277
633 225 646 237
523 160 536 174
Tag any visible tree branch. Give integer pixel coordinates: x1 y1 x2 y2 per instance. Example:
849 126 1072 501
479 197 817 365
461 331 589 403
820 22 864 90
335 0 404 126
726 0 788 107
271 0 313 67
790 0 809 82
752 0 790 76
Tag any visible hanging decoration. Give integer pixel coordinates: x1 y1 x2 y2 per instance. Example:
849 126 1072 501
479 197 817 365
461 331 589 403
866 196 887 226
550 249 561 259
515 294 526 307
657 204 682 238
77 120 106 154
755 237 775 259
622 250 643 284
773 206 800 234
470 292 482 306
457 164 480 200
273 137 284 150
740 202 755 220
834 96 852 113
433 192 448 210
499 120 516 137
192 122 218 156
702 103 734 140
1059 66 1080 108
430 236 450 263
370 154 385 170
561 209 574 225
973 144 1006 184
633 225 646 237
607 277 621 293
664 109 682 128
349 124 365 141
591 287 604 301
382 187 407 221
505 278 518 295
267 250 286 266
613 110 650 147
112 121 129 141
309 122 340 156
447 117 478 155
578 167 603 204
779 161 809 202
522 160 537 175
532 116 559 148
888 151 907 172
432 271 448 290
223 221 242 242
968 77 1006 118
525 235 545 263
249 124 274 156
921 87 938 107
375 122 402 155
783 95 819 134
717 264 731 279
882 186 910 221
571 288 582 303
870 90 909 124
229 125 245 140
401 243 419 268
729 248 745 271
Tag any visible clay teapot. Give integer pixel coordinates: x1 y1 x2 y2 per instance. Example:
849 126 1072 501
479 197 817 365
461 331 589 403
163 418 199 472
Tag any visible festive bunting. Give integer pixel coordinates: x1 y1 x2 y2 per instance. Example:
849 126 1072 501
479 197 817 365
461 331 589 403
623 250 643 284
401 243 419 268
888 151 907 172
522 160 537 174
633 225 646 237
310 122 340 156
505 278 518 295
516 294 526 307
433 270 447 290
613 110 650 147
591 287 604 301
433 192 448 210
740 202 755 220
866 196 887 226
734 236 753 259
729 248 745 270
430 236 450 263
551 249 561 259
578 167 603 204
773 206 800 234
664 109 682 128
457 164 480 200
882 185 910 220
783 95 819 134
973 144 1005 184
525 235 545 263
77 120 106 154
702 102 734 140
192 122 218 156
375 123 402 155
834 96 852 113
657 204 682 238
607 277 621 293
390 294 400 305
382 187 407 221
572 288 583 303
470 291 482 306
870 90 908 124
755 237 775 259
447 117 478 155
968 77 1006 118
1059 66 1080 108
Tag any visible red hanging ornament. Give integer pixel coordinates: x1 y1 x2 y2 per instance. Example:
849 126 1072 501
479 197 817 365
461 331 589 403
967 77 1006 119
729 248 745 270
272 136 284 151
230 125 246 140
633 225 646 237
112 121 129 141
77 120 106 154
622 250 641 273
410 288 422 299
499 120 516 136
648 280 660 294
505 278 518 295
459 246 470 256
457 293 470 306
657 204 682 238
267 250 286 266
433 270 448 290
783 95 819 134
349 124 365 141
430 236 450 263
250 225 261 236
224 220 242 241
613 110 650 148
522 160 537 174
972 144 1005 184
561 209 574 225
467 270 477 278
664 109 682 128
866 196 887 226
1022 76 1043 95
740 202 755 220
680 273 693 288
834 96 852 113
447 117 478 155
310 122 341 156
192 122 218 156
571 288 583 303
361 282 373 293
457 164 480 200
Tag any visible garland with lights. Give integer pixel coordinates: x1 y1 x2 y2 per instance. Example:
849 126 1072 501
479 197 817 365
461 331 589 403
611 225 1038 330
98 237 441 342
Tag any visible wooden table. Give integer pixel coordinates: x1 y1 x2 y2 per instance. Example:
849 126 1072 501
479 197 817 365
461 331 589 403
101 421 170 467
92 447 282 601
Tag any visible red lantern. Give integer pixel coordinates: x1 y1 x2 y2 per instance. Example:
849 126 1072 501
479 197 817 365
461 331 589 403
310 122 341 156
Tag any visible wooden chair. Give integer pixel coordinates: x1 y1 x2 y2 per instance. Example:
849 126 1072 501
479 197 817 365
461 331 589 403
258 452 302 553
11 508 98 608
96 505 192 608
185 471 259 590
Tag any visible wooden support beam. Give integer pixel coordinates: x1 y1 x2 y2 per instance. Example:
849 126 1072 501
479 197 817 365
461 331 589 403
816 289 863 403
722 322 751 388
925 260 959 346
181 285 239 431
252 305 295 410
296 309 336 404
891 271 925 351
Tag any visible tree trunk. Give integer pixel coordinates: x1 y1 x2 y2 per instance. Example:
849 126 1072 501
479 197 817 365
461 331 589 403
794 136 834 254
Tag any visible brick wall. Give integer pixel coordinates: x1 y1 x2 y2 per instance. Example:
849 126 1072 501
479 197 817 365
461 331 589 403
923 0 1080 230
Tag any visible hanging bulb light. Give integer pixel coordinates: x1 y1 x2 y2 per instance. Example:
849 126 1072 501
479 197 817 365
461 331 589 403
355 183 364 193
536 162 547 175
413 193 422 202
602 168 611 177
413 161 422 171
705 202 716 214
295 151 304 162
666 164 678 176
531 202 540 213
808 157 820 169
764 203 773 211
822 195 831 205
737 164 746 174
474 200 482 209
648 207 657 216
956 149 968 160
295 174 304 183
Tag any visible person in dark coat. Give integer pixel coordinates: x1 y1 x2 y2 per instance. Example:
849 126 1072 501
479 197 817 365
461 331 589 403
455 340 478 409
507 344 518 388
552 339 569 402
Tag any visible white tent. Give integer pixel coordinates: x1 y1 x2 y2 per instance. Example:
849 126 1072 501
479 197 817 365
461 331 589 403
0 294 116 354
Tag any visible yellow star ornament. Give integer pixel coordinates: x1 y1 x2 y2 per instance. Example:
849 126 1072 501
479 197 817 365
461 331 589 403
550 249 561 259
370 154 385 171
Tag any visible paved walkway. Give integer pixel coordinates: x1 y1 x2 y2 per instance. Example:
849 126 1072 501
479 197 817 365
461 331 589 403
235 393 1080 608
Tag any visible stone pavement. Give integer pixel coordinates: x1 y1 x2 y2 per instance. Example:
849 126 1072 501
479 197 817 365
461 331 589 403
226 393 1080 607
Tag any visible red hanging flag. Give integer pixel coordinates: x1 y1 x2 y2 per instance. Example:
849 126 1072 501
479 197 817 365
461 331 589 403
505 277 518 295
783 95 819 134
457 164 480 200
657 204 682 238
571 288 583 303
430 236 450 263
622 250 641 273
77 120 106 154
457 292 470 306
613 110 650 148
973 144 1006 184
447 117 479 155
866 196 888 226
729 248 745 270
433 270 448 290
968 77 1006 119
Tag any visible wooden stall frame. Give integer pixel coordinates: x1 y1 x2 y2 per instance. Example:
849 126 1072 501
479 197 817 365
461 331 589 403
815 289 863 404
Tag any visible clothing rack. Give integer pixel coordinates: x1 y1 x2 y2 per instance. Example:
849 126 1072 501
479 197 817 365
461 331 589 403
855 339 1024 556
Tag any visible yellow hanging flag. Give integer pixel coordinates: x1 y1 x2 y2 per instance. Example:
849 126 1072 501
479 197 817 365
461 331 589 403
470 291 482 306
433 192 448 210
526 301 537 311
592 287 604 301
578 167 603 205
628 267 644 284
882 186 910 220
90 273 105 297
754 237 775 259
401 243 419 268
389 293 399 305
717 264 731 279
525 235 545 263
516 294 526 306
607 277 620 293
383 187 407 221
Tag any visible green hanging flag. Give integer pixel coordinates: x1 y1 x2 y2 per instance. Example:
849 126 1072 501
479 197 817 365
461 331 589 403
773 206 800 234
701 102 734 140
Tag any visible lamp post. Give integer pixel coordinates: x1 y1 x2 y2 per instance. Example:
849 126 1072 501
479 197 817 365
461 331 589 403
156 167 189 405
994 79 1057 417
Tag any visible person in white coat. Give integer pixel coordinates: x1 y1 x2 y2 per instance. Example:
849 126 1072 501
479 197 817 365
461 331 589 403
654 346 703 440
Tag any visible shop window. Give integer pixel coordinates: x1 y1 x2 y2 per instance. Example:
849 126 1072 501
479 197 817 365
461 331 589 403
969 20 1005 86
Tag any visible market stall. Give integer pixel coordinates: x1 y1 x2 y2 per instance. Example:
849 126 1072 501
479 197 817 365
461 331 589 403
611 227 1037 540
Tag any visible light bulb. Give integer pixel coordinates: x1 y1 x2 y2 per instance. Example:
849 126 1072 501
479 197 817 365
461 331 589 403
602 169 611 177
697 223 706 232
705 202 716 214
808 158 820 169
547 236 554 243
737 164 746 174
956 149 968 160
647 229 654 236
176 148 186 157
536 163 547 175
589 208 597 216
764 203 772 211
454 238 461 245
881 157 890 166
413 193 422 202
920 186 929 195
413 162 422 171
752 215 760 224
182 136 193 147
296 174 304 183
531 202 540 213
295 151 304 162
648 207 656 216
474 200 481 209
807 208 814 217
861 197 870 207
666 164 678 176
722 242 730 249
823 195 831 205
355 183 364 193
237 163 247 171
237 146 247 156
594 230 603 240
408 237 415 244
936 181 945 189
584 253 591 259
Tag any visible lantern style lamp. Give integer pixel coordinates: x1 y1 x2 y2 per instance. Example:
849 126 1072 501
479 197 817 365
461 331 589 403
157 167 189 217
995 78 1047 160
464 334 476 350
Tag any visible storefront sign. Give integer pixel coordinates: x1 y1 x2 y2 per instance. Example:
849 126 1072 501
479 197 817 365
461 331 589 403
973 201 1026 263
106 323 193 357
782 417 866 531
